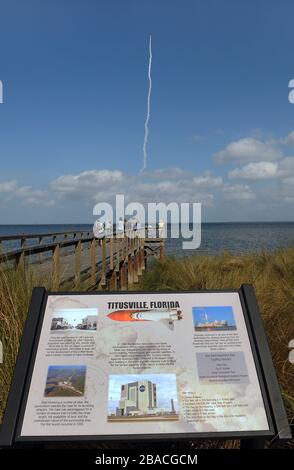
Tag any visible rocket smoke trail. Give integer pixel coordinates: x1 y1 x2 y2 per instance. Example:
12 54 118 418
141 35 152 171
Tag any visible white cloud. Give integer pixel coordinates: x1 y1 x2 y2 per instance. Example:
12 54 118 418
52 169 125 194
214 137 282 164
50 168 221 207
0 180 18 192
281 130 294 146
2 127 294 222
278 157 294 177
228 157 294 181
228 162 278 180
0 179 54 206
222 184 256 201
192 175 223 187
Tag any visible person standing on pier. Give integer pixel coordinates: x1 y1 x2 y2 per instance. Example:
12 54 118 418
117 217 124 236
159 219 165 238
105 220 113 238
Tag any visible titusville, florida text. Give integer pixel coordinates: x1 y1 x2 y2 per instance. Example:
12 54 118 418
107 301 180 310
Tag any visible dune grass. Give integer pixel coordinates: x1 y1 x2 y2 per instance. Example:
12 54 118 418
0 260 92 422
139 248 294 446
0 264 48 419
0 248 293 448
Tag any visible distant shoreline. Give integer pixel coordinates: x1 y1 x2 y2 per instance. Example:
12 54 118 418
1 221 294 227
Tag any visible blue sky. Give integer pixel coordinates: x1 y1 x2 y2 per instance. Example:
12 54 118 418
193 306 235 326
108 373 178 413
0 0 294 222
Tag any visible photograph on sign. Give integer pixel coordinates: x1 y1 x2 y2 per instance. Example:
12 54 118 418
44 365 87 397
50 308 98 333
107 373 179 422
193 306 237 332
19 292 270 438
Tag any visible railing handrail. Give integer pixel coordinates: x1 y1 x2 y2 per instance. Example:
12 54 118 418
0 230 93 242
0 235 95 263
0 228 150 261
0 225 153 242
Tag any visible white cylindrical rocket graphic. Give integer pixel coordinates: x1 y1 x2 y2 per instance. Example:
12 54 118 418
107 309 182 330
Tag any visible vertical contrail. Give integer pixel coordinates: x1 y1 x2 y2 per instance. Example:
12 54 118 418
141 35 152 171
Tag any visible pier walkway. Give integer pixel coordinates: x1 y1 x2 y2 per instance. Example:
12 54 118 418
0 228 164 290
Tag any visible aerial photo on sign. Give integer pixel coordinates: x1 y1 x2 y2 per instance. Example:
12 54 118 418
44 365 86 397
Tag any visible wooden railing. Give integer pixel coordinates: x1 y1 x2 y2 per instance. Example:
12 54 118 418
0 228 163 290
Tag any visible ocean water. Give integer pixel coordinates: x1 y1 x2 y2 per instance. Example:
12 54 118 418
165 222 294 257
0 223 294 257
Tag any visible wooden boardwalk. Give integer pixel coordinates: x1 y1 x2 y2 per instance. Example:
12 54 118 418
0 229 164 290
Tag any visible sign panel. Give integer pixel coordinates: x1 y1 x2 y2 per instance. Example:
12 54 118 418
18 291 270 439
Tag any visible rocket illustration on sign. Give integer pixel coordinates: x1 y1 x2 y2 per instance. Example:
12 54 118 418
107 309 183 330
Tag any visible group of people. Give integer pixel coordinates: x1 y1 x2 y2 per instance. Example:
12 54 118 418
93 216 143 240
93 217 165 240
93 219 113 239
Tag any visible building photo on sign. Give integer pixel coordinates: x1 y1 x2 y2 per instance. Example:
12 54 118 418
50 308 98 333
108 374 178 422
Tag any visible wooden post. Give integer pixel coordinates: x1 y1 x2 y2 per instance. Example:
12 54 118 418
16 237 26 272
109 237 114 270
16 251 25 272
109 269 117 290
115 236 120 272
119 262 127 290
140 236 146 272
100 237 107 288
90 238 96 286
133 235 139 283
38 236 43 264
127 233 134 285
138 235 144 276
124 233 129 285
138 243 141 276
120 233 128 290
121 234 125 261
75 240 81 287
159 240 164 259
52 244 60 289
127 253 133 285
125 233 128 260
